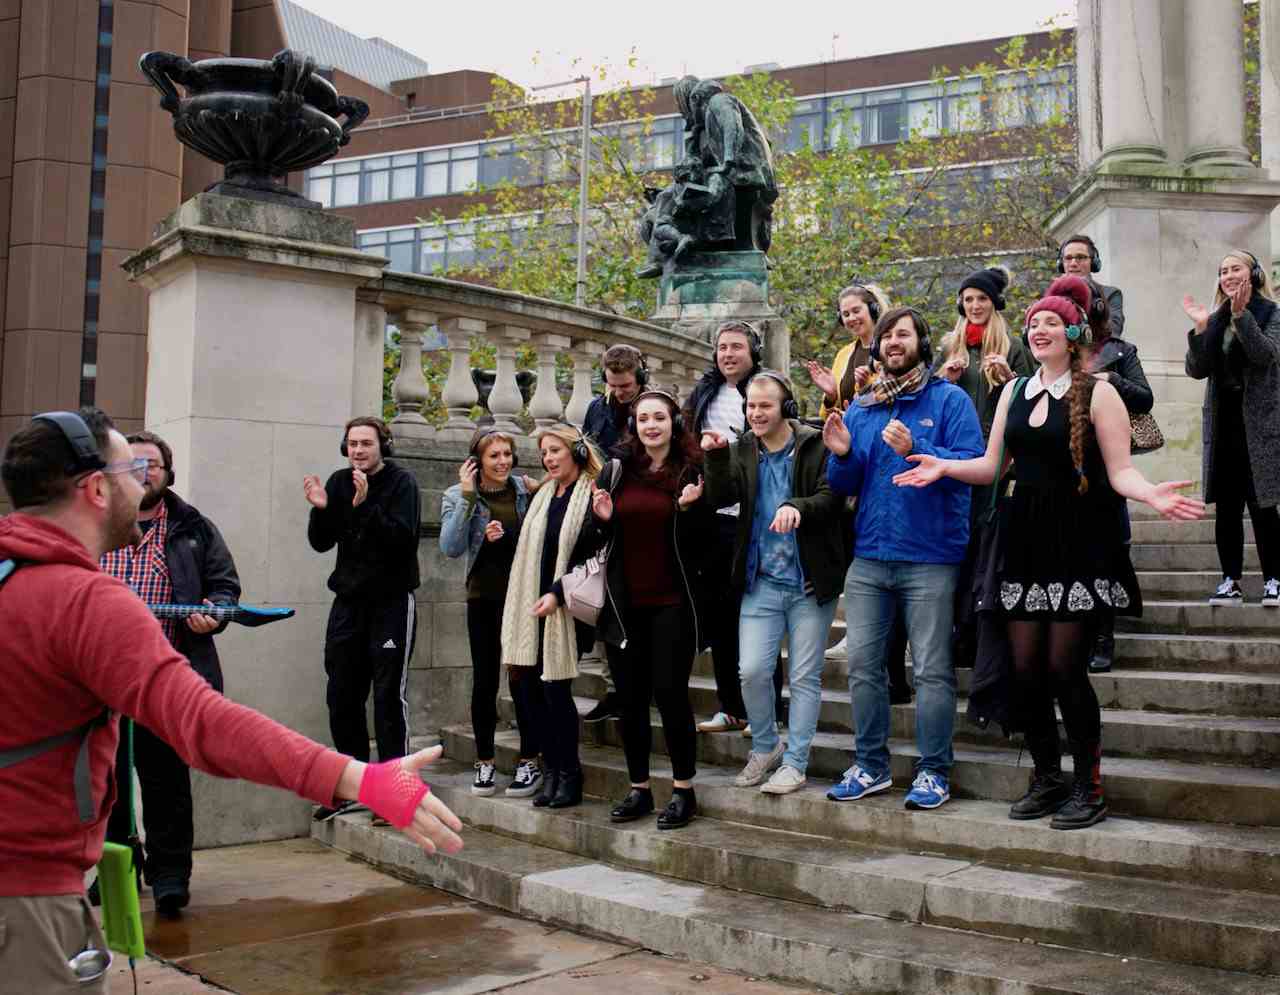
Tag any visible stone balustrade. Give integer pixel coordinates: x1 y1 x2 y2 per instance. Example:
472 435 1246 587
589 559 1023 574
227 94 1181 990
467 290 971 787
357 271 713 445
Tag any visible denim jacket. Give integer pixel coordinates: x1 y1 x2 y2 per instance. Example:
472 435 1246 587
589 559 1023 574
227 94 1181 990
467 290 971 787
439 476 531 580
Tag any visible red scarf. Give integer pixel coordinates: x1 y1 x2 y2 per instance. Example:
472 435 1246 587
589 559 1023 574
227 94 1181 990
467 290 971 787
964 322 986 348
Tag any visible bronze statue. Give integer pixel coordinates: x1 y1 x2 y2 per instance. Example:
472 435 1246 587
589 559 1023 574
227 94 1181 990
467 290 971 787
637 75 778 277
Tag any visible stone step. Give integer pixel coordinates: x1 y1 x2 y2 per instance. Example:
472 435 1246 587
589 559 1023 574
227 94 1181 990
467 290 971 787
493 696 1280 826
1113 632 1280 674
467 731 1280 897
661 676 1280 764
1136 570 1264 600
314 795 1275 994
419 758 1280 977
1130 543 1261 573
1117 600 1280 636
1130 519 1252 545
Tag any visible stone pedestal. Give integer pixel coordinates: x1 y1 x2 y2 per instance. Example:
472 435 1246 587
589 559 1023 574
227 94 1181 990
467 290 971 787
1048 167 1280 487
649 251 789 374
124 193 388 847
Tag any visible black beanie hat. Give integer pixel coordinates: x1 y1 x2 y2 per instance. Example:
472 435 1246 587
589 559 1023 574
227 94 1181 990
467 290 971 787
958 266 1010 311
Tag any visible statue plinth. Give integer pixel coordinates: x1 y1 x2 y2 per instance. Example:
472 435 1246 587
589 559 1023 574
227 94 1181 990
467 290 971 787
649 250 788 374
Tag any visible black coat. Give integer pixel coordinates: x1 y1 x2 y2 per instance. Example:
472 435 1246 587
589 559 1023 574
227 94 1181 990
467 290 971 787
702 422 849 605
160 491 241 692
582 394 631 457
1091 336 1153 414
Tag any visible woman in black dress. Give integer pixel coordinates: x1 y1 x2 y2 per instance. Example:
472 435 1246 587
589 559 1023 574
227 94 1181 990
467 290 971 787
894 275 1204 830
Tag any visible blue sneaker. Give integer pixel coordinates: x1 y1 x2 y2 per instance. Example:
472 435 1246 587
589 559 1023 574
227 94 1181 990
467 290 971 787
827 765 892 802
904 770 950 810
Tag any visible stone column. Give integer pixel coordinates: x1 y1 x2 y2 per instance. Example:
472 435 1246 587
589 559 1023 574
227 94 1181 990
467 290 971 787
565 340 604 428
438 316 484 435
1184 0 1253 170
529 333 570 428
1095 0 1168 166
124 193 387 846
389 308 437 441
353 294 388 419
1263 0 1280 266
487 324 531 433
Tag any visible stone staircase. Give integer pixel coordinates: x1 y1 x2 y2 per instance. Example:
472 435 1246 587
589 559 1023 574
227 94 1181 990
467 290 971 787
315 510 1280 993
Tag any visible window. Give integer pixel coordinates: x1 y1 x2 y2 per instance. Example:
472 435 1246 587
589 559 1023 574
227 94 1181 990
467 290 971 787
333 160 360 206
308 164 333 207
946 77 983 133
364 156 390 201
420 225 446 273
906 85 941 138
826 93 863 148
387 228 415 272
865 89 904 144
786 99 823 151
391 153 418 198
452 145 479 191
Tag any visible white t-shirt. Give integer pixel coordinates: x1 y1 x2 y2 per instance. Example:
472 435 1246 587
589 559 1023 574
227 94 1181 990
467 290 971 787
705 382 745 516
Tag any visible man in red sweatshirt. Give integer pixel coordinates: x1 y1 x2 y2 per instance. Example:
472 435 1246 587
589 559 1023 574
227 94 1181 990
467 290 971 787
0 408 463 993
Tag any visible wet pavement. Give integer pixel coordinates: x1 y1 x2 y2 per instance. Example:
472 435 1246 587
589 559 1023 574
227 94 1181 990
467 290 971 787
102 839 822 994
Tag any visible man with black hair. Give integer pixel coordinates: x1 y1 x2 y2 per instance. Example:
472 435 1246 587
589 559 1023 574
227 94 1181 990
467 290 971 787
683 322 764 733
304 416 422 820
1060 235 1125 337
99 430 240 917
0 408 462 993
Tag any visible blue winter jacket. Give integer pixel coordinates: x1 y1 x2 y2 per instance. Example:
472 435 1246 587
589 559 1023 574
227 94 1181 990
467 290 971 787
439 476 531 581
826 376 984 565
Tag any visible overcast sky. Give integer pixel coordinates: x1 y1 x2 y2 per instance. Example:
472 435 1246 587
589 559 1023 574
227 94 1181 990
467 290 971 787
296 1 1076 94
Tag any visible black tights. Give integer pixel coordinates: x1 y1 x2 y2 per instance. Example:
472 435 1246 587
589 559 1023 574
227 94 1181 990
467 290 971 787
1007 619 1101 749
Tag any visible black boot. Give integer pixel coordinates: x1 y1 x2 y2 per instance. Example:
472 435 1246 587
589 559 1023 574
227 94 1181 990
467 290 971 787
610 787 655 823
1089 624 1115 674
1009 732 1070 820
532 766 560 807
657 786 697 830
548 767 583 809
1052 741 1108 830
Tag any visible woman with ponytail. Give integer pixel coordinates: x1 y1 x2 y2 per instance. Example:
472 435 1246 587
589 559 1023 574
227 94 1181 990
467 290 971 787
894 275 1204 831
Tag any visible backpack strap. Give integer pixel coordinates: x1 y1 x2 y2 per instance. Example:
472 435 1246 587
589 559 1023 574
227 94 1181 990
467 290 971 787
0 558 111 823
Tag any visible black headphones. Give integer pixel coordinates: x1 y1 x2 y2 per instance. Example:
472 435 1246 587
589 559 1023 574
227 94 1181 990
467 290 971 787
1235 249 1266 290
870 308 933 368
1057 235 1102 274
836 285 882 329
340 419 393 459
715 322 763 366
470 427 519 468
33 411 107 476
571 434 591 467
626 390 686 439
743 370 800 420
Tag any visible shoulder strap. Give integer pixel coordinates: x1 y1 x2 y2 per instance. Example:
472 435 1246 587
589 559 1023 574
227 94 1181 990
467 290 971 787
0 558 110 824
989 377 1027 517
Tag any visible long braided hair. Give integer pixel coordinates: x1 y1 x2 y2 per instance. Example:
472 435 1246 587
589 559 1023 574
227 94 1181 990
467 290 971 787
1066 343 1095 495
1031 274 1098 496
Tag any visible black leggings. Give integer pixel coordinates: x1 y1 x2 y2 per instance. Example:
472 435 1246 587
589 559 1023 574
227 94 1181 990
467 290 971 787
466 599 503 760
508 628 579 773
607 603 697 783
1007 619 1101 748
1214 390 1280 580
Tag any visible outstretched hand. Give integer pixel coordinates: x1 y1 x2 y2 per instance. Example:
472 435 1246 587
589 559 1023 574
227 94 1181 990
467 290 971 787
892 453 946 488
1148 481 1206 522
591 480 614 521
353 746 463 856
804 360 836 399
1182 294 1210 333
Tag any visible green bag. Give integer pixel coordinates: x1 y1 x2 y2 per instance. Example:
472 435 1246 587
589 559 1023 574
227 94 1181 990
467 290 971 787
98 719 145 959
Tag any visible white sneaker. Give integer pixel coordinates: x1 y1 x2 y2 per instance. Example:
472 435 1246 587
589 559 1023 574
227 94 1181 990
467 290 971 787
761 765 806 795
504 759 542 797
734 741 784 787
698 711 746 733
1210 577 1244 606
824 635 847 661
1262 578 1280 607
471 760 497 796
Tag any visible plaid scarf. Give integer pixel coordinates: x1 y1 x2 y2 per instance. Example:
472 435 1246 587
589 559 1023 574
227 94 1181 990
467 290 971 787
856 361 928 408
101 500 177 643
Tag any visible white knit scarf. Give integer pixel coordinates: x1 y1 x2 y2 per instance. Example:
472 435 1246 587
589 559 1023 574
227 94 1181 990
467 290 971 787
501 474 594 681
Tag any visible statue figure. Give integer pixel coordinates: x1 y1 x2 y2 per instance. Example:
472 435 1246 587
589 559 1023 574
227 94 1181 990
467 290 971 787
636 75 778 277
635 157 734 278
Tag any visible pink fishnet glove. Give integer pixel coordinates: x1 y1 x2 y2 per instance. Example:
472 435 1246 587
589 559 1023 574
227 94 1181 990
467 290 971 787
358 759 430 829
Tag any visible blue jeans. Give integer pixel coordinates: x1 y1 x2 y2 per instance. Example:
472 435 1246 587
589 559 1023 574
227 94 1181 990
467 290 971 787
739 578 839 774
844 558 958 779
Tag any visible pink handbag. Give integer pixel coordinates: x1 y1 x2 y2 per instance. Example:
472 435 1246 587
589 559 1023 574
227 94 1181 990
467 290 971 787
560 548 608 626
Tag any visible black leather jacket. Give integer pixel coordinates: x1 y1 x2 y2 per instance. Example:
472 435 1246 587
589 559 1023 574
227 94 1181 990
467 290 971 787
1090 336 1153 414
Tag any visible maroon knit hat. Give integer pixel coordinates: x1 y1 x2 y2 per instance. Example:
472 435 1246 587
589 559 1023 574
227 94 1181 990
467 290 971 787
1024 274 1092 341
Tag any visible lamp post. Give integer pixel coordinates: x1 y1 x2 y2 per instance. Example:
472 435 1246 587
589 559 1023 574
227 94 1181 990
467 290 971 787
532 74 591 307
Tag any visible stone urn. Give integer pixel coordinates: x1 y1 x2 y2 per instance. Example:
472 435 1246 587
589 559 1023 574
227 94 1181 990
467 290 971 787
139 48 369 205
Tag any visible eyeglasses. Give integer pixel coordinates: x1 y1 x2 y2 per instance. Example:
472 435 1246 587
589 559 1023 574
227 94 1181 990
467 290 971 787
102 458 149 483
1062 253 1092 263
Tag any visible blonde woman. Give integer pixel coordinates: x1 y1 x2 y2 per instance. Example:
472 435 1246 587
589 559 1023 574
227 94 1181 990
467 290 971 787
1184 249 1280 607
807 282 892 418
501 424 604 809
935 266 1033 441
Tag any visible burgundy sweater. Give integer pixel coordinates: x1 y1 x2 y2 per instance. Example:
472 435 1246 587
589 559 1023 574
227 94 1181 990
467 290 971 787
0 515 349 896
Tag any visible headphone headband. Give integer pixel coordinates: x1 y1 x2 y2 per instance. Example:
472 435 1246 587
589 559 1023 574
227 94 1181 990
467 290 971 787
33 411 107 477
744 369 800 420
715 321 763 365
